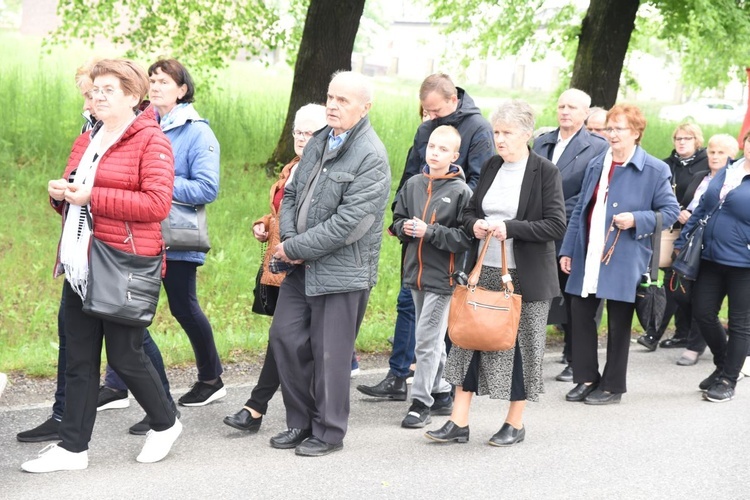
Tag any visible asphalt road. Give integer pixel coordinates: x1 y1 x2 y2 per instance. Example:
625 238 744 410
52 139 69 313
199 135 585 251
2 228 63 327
1 343 748 499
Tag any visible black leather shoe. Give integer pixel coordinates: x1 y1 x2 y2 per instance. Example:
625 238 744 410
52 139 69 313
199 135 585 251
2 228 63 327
637 335 658 351
566 382 598 402
270 428 312 449
424 420 469 443
584 389 622 405
430 393 453 416
555 365 573 382
295 436 343 457
223 408 262 433
488 423 525 447
356 373 407 401
660 337 687 348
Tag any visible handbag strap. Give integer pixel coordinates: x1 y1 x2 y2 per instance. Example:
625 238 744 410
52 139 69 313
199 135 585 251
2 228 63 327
467 231 515 293
647 211 663 282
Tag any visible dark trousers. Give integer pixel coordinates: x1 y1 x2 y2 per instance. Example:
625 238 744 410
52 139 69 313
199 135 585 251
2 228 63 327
244 341 280 415
163 260 222 381
59 281 174 453
53 286 67 420
103 329 172 402
571 295 635 394
692 260 750 383
388 286 416 377
270 267 369 445
558 269 574 363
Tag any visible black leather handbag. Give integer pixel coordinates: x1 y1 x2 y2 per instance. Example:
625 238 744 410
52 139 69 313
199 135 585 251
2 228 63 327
635 212 667 334
671 203 720 281
82 224 163 327
161 201 211 253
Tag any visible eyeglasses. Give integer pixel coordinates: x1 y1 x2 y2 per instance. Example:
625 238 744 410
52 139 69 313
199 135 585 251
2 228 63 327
605 127 631 135
85 87 119 99
292 130 315 139
674 136 695 142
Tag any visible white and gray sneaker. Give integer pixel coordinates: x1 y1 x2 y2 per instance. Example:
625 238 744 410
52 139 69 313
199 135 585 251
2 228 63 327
136 419 183 463
21 443 88 473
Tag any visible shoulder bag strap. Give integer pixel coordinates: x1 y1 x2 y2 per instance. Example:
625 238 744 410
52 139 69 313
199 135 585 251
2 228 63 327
467 229 494 286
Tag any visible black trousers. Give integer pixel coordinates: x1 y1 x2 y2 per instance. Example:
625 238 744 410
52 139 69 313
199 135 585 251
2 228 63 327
692 260 750 383
571 295 635 394
269 267 369 445
243 341 279 415
59 281 174 453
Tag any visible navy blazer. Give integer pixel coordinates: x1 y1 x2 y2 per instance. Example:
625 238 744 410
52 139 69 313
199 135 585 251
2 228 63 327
560 146 680 303
532 127 608 222
462 150 567 301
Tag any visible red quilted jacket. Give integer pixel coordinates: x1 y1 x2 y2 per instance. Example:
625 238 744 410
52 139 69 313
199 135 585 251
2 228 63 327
53 105 175 276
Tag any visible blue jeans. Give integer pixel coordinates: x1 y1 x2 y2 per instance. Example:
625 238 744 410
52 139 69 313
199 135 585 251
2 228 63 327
388 286 416 378
104 329 172 402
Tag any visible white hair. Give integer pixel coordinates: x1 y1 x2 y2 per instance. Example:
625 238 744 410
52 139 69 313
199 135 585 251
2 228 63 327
330 70 373 104
559 88 592 109
294 103 327 130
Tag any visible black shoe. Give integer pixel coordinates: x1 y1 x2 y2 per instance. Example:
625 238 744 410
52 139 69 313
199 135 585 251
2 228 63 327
584 389 622 405
129 401 181 436
488 423 525 447
699 368 723 391
704 378 735 403
565 382 598 402
424 420 469 443
430 392 453 416
295 436 343 457
223 408 263 433
401 400 432 428
16 417 60 443
96 386 129 411
637 335 658 352
555 365 573 382
270 428 312 449
356 373 407 401
660 337 687 349
178 378 227 407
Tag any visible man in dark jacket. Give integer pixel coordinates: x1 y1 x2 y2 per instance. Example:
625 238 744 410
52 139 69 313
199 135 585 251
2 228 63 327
357 74 494 404
269 71 391 457
533 88 608 383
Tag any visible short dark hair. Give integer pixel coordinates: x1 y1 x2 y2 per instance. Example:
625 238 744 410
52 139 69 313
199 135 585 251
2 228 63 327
419 73 457 102
148 59 195 104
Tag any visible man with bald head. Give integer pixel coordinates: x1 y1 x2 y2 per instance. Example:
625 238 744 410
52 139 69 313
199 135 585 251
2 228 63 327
533 88 608 382
269 71 391 457
585 107 608 137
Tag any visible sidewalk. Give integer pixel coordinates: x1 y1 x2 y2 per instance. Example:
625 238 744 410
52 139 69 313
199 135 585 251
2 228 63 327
1 343 747 499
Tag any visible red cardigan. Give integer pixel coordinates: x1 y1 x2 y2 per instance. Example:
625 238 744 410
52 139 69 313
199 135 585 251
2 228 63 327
53 105 174 276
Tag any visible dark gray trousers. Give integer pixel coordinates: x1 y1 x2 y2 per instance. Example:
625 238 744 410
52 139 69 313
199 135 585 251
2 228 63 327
269 267 369 445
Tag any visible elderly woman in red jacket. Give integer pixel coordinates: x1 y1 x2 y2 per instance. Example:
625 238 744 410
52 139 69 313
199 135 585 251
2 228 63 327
22 59 181 473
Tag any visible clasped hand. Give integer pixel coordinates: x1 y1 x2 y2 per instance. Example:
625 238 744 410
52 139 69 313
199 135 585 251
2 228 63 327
48 178 91 206
472 219 507 241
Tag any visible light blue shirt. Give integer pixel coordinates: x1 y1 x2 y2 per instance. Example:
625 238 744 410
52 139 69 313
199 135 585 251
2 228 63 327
328 129 351 151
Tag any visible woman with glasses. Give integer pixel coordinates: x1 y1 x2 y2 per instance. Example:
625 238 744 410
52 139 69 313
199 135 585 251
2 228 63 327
23 59 180 473
638 123 709 351
559 104 679 405
676 129 750 402
222 104 328 434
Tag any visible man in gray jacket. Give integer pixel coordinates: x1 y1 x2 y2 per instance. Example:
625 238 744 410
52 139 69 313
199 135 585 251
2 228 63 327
268 71 391 457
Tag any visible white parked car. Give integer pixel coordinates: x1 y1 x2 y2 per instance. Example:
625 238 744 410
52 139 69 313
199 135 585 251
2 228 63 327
658 99 745 126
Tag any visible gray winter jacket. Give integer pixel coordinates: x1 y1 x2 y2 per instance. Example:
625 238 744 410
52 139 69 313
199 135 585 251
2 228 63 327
279 116 391 296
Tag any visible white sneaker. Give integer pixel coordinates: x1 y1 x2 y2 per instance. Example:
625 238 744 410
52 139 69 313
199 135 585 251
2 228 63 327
742 357 750 377
136 419 182 463
21 444 88 473
0 372 7 399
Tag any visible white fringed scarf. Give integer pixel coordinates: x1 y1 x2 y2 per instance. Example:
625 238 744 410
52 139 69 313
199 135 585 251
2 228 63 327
60 131 104 300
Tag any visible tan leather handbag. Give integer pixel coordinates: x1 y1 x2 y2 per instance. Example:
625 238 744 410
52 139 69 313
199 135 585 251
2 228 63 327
448 234 522 352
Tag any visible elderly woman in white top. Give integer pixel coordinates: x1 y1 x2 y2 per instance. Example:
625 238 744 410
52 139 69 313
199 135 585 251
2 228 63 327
425 100 565 446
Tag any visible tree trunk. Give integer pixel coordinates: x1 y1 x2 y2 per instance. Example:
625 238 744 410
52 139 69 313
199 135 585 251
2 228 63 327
264 0 366 174
570 0 640 108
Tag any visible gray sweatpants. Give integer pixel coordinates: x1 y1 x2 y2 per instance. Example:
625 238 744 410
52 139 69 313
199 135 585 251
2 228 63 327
410 290 453 407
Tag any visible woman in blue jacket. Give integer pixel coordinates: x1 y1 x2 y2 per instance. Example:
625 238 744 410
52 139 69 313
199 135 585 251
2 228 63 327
675 130 750 402
148 60 223 406
559 104 679 405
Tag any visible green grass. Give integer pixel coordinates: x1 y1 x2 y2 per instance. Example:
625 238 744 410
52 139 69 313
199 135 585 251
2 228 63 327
0 30 732 376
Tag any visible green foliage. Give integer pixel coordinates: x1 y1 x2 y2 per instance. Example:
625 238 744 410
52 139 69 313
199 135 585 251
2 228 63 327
47 0 293 84
431 0 750 93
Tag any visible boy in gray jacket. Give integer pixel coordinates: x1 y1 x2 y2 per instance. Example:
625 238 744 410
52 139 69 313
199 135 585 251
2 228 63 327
393 125 473 428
